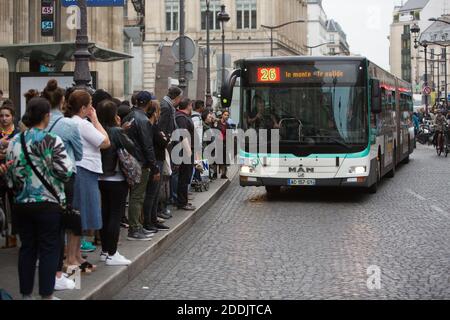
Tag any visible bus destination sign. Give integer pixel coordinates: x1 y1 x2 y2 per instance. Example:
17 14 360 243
257 67 281 83
250 62 363 86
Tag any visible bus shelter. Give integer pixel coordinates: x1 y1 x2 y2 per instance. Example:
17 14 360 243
0 41 133 116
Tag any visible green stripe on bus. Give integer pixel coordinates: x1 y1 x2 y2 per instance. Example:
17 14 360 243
240 146 370 159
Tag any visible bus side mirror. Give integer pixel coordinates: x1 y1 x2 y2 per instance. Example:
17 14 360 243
221 69 241 109
370 79 382 114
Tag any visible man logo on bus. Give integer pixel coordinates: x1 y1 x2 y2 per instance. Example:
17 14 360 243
289 166 314 174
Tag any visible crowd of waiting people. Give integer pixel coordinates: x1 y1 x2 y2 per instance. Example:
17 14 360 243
0 82 232 300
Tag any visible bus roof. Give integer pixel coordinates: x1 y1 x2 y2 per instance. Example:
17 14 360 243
236 56 367 65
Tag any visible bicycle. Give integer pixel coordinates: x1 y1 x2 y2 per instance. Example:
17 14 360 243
436 130 445 156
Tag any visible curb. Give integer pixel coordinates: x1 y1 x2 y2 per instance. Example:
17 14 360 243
81 173 235 300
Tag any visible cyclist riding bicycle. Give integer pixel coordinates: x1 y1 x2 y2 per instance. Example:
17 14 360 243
433 110 446 149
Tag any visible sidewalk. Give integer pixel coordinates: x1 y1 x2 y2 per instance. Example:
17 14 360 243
0 166 238 300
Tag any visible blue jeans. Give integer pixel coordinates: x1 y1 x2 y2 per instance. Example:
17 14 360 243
170 169 179 204
144 161 163 227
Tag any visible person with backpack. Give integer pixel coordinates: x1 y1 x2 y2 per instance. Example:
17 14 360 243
123 91 160 241
6 97 73 300
43 79 82 290
97 100 135 265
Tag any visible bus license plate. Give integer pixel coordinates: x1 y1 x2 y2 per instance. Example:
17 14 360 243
288 179 316 186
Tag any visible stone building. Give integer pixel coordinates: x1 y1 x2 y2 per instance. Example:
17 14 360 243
0 0 126 99
125 0 308 100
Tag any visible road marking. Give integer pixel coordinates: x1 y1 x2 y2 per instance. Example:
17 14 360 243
406 189 426 201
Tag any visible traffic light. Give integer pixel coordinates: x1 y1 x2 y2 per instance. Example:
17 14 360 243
41 0 55 37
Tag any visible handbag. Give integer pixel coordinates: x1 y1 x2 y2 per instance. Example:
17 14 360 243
117 148 142 187
20 133 81 231
111 128 142 187
162 149 172 176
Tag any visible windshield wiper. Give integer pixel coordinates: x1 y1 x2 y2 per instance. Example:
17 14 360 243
301 136 353 149
323 137 352 150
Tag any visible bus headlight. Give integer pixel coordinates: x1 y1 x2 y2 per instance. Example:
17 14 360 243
241 165 255 174
349 166 366 174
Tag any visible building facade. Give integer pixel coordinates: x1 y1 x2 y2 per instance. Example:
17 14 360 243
325 19 349 56
306 0 329 56
0 0 126 98
389 0 450 100
126 0 308 100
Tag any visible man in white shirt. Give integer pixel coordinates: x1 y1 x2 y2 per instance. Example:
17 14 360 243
191 100 205 160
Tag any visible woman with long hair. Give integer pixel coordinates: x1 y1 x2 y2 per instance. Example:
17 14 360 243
66 90 110 273
6 97 73 299
0 102 20 248
97 100 135 265
42 79 83 289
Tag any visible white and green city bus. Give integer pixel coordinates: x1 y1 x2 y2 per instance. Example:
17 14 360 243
220 57 414 194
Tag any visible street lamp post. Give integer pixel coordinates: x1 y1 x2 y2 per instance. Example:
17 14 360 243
426 50 445 102
205 0 212 108
429 17 450 108
305 42 334 56
411 23 429 114
73 0 93 92
178 0 186 90
217 4 230 95
261 20 306 57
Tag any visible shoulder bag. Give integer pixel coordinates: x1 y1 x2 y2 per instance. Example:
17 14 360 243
20 133 81 231
111 128 142 187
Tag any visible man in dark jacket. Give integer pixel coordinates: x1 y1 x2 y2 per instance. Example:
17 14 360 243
175 98 196 211
123 91 160 241
160 86 183 205
159 86 183 138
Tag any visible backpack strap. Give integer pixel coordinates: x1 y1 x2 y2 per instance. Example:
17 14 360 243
20 133 61 205
48 117 64 133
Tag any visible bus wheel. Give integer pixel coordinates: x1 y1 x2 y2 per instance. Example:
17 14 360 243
401 155 410 164
367 159 381 194
402 141 410 164
386 151 396 178
265 186 281 195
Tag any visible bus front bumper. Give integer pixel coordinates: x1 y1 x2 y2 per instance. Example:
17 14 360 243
240 176 372 188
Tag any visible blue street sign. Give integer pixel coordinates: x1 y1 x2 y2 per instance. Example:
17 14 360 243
62 0 125 7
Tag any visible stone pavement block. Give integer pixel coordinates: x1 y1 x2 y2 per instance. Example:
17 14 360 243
115 145 450 300
0 166 238 300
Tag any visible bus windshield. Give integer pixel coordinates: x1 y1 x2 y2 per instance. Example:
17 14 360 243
242 86 368 147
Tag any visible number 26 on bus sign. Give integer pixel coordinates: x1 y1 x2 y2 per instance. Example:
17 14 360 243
257 67 281 83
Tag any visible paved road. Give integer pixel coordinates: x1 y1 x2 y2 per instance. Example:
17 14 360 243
115 145 450 300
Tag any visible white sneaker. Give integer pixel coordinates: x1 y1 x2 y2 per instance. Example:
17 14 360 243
105 252 131 266
100 251 108 262
41 295 61 300
54 275 76 291
115 251 128 260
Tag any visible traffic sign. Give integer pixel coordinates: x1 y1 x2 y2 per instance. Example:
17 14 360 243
62 0 125 7
171 36 196 61
423 86 432 95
